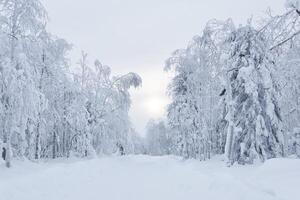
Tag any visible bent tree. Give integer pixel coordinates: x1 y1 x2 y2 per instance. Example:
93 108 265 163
224 26 285 165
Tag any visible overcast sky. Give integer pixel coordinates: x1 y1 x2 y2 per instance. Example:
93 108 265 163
42 0 285 135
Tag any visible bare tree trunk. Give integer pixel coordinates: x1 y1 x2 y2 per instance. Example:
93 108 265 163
35 51 47 160
4 5 18 167
224 75 234 166
4 112 13 168
35 126 40 159
225 111 234 165
62 84 68 157
52 130 57 159
296 89 300 125
5 141 11 168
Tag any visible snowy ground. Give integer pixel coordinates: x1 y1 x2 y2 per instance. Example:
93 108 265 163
0 155 299 200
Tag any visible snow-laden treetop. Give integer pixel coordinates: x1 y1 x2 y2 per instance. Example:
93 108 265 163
286 0 300 10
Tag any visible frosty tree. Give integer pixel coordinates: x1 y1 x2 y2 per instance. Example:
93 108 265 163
164 0 300 163
165 25 226 160
145 119 170 156
0 0 47 167
1 0 300 169
165 47 208 159
224 26 285 165
0 0 142 167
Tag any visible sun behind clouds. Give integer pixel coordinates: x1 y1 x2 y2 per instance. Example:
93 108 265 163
144 97 168 117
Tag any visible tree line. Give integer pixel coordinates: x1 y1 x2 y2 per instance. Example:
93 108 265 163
0 0 142 168
1 0 300 168
145 0 300 165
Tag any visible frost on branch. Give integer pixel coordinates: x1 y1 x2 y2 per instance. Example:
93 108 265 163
114 72 142 91
286 0 300 10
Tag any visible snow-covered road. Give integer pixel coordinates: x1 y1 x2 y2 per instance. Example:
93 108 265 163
0 155 299 200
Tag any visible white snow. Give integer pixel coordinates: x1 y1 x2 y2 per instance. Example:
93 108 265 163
0 155 299 200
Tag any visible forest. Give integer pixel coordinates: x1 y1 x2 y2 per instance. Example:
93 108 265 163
0 0 300 169
1 1 300 200
143 0 300 165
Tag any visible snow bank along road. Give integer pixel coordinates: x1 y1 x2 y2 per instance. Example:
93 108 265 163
0 155 299 200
